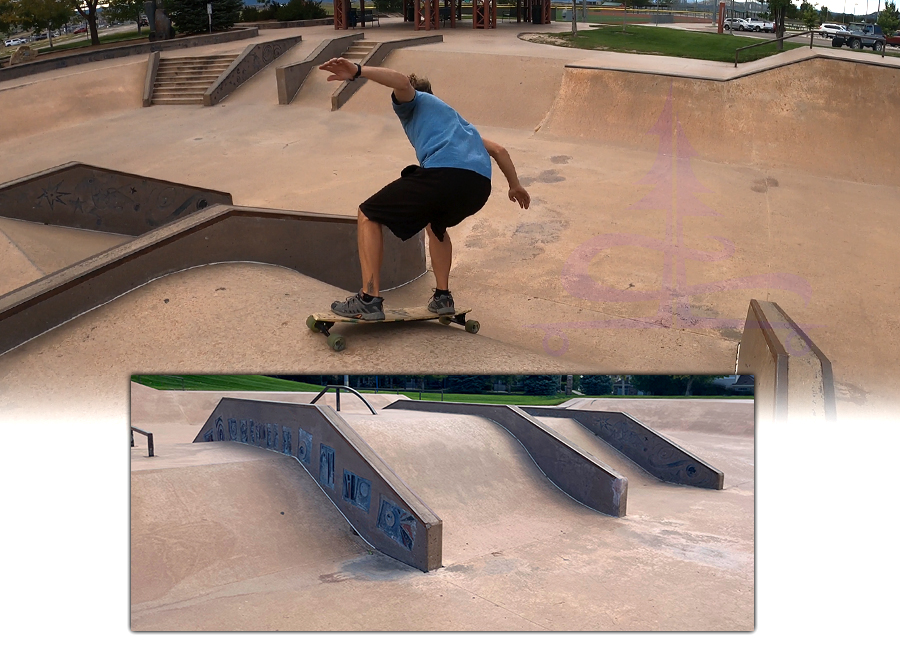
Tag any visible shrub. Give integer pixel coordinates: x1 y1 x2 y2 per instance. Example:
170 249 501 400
580 375 613 395
276 0 327 21
166 0 243 35
523 375 559 396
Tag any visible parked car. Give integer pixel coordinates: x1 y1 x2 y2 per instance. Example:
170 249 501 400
139 17 149 26
886 31 900 47
832 23 886 52
723 18 741 31
746 18 774 32
73 26 87 34
4 38 27 47
819 23 849 38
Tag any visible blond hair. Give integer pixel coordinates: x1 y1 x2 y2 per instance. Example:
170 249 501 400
408 74 433 94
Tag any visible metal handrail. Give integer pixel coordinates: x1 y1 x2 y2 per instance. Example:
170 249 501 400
131 426 154 457
735 29 887 67
310 385 377 415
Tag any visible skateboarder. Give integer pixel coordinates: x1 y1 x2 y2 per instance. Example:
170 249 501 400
319 57 530 321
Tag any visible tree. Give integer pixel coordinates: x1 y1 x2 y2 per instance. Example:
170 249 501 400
580 375 613 395
523 375 559 396
444 375 487 394
372 0 401 11
820 5 829 21
766 0 792 48
878 1 900 35
105 0 145 33
72 0 101 45
166 0 242 35
17 0 70 47
799 1 819 29
276 0 325 20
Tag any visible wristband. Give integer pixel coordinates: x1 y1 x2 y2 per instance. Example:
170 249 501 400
353 63 362 80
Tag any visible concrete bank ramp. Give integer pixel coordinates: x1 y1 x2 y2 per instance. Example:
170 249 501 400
344 412 599 567
131 444 371 613
0 216 131 295
341 49 566 130
540 57 900 185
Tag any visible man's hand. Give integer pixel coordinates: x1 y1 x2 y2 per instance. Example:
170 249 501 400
508 185 530 209
319 57 357 82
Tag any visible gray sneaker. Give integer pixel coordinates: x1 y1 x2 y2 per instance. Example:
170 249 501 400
331 292 385 321
427 290 455 315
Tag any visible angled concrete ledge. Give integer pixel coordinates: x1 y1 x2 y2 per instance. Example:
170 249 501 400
522 407 725 490
194 398 442 572
276 33 363 105
0 27 259 83
0 162 232 235
0 204 425 355
384 399 627 517
142 52 161 108
331 35 443 111
205 35 302 106
737 299 836 422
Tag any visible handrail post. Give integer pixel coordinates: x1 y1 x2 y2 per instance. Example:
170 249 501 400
336 386 341 412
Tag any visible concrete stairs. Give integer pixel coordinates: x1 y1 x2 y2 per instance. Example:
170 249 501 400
151 54 239 106
342 40 377 63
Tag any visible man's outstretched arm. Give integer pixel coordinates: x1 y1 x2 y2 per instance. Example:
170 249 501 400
319 58 415 103
482 138 530 209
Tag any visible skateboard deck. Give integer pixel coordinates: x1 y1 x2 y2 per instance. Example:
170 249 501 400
306 307 478 351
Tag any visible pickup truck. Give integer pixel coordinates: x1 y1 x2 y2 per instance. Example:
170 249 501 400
831 23 887 52
886 32 900 47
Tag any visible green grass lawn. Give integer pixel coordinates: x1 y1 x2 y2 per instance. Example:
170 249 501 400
33 29 151 55
530 24 807 63
131 374 324 392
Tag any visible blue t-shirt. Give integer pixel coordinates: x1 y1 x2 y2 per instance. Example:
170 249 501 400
392 91 492 180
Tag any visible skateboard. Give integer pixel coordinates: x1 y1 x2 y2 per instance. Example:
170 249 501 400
306 306 479 351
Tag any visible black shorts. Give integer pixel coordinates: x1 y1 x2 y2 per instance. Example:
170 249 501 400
359 165 492 242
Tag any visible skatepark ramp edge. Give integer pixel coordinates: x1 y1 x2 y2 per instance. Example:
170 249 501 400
383 399 628 517
521 406 725 490
0 203 425 356
737 299 836 422
193 398 442 572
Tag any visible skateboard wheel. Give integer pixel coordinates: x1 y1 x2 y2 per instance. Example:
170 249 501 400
465 320 480 334
306 315 319 332
327 334 346 352
438 316 452 326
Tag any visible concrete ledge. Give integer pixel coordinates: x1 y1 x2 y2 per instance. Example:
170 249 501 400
194 399 442 571
332 35 443 111
0 204 426 355
737 299 836 422
205 35 302 106
142 52 160 108
0 162 232 235
0 28 259 83
276 33 363 105
384 399 627 517
566 45 900 83
522 407 725 490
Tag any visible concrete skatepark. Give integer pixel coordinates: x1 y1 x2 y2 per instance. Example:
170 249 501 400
0 20 898 422
0 15 898 641
130 383 753 630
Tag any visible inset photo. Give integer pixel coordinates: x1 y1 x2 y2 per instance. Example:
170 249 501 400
130 373 754 631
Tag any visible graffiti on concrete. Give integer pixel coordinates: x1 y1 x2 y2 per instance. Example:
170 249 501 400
297 427 312 465
342 470 371 513
320 444 335 489
240 420 248 443
377 498 416 551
